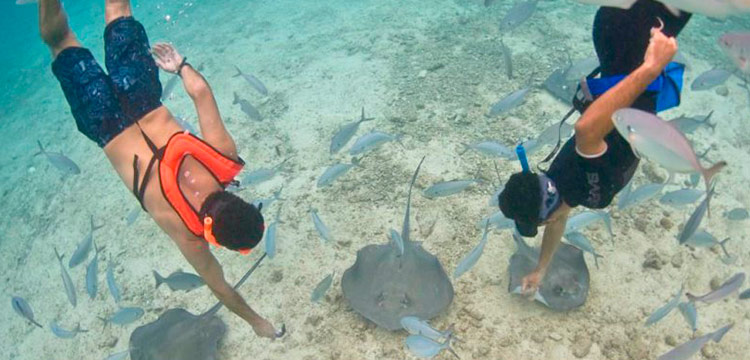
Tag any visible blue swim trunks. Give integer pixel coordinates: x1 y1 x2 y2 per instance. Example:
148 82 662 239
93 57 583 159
52 17 162 147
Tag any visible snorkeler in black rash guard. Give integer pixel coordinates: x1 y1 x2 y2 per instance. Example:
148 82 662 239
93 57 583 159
498 0 691 295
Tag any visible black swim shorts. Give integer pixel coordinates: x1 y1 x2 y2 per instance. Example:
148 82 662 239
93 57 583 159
52 17 162 147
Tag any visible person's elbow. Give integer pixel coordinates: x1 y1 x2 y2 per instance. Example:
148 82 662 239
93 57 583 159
574 118 598 146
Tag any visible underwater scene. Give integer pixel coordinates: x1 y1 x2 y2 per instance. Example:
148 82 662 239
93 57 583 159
1 0 750 359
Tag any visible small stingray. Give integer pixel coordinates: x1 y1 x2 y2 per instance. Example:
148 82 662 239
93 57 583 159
508 231 590 310
342 157 454 331
129 253 276 360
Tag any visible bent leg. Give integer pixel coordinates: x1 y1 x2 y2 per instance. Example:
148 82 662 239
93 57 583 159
39 0 81 57
105 0 133 25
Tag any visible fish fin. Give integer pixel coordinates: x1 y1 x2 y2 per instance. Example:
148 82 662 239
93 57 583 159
153 271 164 288
54 247 63 262
719 238 732 258
31 319 43 328
90 215 105 232
232 92 239 104
458 143 470 156
711 323 734 343
232 65 242 77
447 345 461 360
703 162 726 196
534 291 550 307
34 140 45 157
704 111 716 131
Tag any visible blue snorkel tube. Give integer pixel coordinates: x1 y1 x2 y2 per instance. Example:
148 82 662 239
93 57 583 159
516 143 530 173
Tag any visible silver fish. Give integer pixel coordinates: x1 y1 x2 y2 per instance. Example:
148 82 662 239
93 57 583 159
618 183 665 210
317 159 359 188
106 262 121 304
461 141 515 159
677 186 715 244
645 285 683 326
233 65 268 96
310 208 333 243
388 229 404 256
330 107 374 154
687 272 746 304
405 335 459 359
563 231 604 269
35 140 81 175
657 323 733 360
616 179 634 210
400 316 455 342
723 207 749 220
348 131 401 156
488 88 530 117
668 111 715 134
498 0 538 32
659 188 704 207
477 211 515 230
691 68 731 91
50 322 87 339
500 39 513 79
153 270 205 292
740 289 750 300
683 230 730 258
86 240 103 299
535 121 574 148
160 74 180 101
105 307 144 326
104 350 130 360
311 272 334 303
54 248 77 307
242 158 289 186
613 108 726 192
11 296 42 328
126 207 141 226
253 186 284 211
453 223 490 279
423 179 480 198
233 92 262 121
564 210 613 239
69 215 103 268
265 207 281 259
678 301 697 332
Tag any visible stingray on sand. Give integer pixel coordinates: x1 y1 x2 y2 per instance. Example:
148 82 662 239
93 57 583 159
508 231 590 311
129 253 283 360
342 157 454 331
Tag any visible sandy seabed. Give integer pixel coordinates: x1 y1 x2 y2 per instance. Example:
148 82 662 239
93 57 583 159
1 1 750 359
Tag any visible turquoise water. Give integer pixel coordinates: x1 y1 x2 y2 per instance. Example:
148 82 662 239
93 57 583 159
1 1 750 359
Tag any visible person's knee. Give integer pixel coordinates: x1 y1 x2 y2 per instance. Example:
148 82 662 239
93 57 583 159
40 17 70 48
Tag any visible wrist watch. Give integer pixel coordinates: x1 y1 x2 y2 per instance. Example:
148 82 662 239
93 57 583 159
176 57 190 77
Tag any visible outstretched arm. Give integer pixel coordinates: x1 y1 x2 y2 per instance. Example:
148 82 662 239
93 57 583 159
152 43 239 160
521 203 571 294
574 25 678 156
175 238 278 339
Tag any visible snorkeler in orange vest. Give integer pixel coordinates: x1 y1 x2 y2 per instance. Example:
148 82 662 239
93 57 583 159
38 0 281 339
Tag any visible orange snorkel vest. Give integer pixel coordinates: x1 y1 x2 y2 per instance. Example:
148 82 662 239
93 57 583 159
132 127 250 254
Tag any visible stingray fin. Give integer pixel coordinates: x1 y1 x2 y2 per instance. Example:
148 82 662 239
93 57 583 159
510 286 523 295
534 292 550 307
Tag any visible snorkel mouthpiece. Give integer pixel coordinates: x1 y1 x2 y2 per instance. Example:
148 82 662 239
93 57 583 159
516 143 530 173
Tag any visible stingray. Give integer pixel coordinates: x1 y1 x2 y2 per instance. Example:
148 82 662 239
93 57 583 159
508 231 590 311
342 157 454 331
129 253 281 360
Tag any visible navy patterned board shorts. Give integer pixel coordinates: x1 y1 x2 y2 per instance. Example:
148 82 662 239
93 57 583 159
52 17 162 147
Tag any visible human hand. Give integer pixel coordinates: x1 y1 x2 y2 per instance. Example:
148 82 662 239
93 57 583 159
151 42 184 74
521 268 545 296
251 317 278 339
643 18 678 73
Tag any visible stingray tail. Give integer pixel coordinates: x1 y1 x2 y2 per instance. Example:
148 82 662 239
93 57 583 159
153 271 165 289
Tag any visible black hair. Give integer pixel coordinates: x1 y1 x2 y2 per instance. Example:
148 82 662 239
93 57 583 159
499 172 541 224
199 191 264 251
